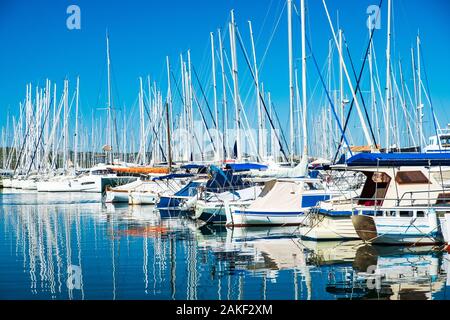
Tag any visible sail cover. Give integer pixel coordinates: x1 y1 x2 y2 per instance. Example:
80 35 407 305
246 180 302 212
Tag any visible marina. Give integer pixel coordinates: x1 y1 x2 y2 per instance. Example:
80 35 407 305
1 190 450 300
1 0 450 301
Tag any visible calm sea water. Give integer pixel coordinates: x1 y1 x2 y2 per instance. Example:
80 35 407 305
1 189 449 300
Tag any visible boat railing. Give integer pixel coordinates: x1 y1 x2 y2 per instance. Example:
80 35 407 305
344 194 450 207
397 189 450 206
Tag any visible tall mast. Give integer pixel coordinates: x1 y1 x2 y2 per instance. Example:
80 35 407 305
385 0 392 152
229 10 241 161
180 53 188 162
166 102 173 172
74 76 79 171
339 29 344 125
299 0 308 172
218 28 229 160
210 32 220 162
63 79 69 172
106 32 113 164
417 32 424 150
322 0 375 151
368 34 379 144
287 0 295 165
166 56 173 161
139 77 146 164
248 20 264 161
187 50 195 161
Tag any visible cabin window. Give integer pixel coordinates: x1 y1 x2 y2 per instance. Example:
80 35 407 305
416 211 425 218
395 171 430 185
386 211 397 217
436 193 450 205
441 136 450 146
400 211 413 218
358 172 391 206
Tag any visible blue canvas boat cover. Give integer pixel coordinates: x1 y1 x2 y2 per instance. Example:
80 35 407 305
180 164 206 170
152 173 195 181
206 165 251 191
346 152 450 167
174 181 202 196
224 163 268 172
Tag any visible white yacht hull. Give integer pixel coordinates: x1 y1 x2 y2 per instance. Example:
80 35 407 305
228 207 309 227
299 215 359 240
20 179 37 190
352 215 446 245
105 190 130 203
129 192 158 205
2 178 12 188
36 180 81 192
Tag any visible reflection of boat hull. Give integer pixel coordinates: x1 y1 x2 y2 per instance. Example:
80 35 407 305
353 244 443 300
352 215 445 245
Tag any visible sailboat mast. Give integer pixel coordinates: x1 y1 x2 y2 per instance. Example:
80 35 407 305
106 33 113 164
139 77 146 164
385 0 392 152
229 10 241 161
248 20 264 161
287 0 295 165
339 29 344 125
63 79 69 172
74 76 79 171
300 0 308 167
218 28 229 160
210 32 220 162
417 32 424 150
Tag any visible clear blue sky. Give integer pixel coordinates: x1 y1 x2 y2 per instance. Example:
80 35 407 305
1 0 449 151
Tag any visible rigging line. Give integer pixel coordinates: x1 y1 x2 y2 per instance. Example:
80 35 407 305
141 90 167 162
169 69 203 158
270 101 291 160
332 0 384 163
143 99 167 163
305 35 352 158
13 90 39 174
192 87 217 154
343 33 378 147
259 0 287 72
234 25 290 162
418 43 445 191
29 91 55 174
419 42 441 135
255 0 275 45
191 64 217 128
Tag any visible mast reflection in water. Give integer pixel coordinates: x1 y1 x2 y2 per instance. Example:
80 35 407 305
0 190 449 300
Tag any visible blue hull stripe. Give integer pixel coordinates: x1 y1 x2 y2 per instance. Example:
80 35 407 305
234 210 305 216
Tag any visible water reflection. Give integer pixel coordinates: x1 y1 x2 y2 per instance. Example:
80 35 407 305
0 191 449 300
